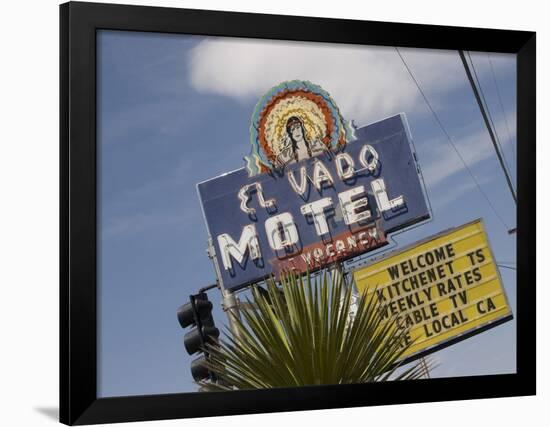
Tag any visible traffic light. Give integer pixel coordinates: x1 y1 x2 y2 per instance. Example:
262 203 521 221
177 292 220 382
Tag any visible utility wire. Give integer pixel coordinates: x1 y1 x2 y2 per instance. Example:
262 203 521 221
497 264 516 271
458 50 517 204
466 52 515 189
395 47 511 232
420 357 431 378
488 53 517 164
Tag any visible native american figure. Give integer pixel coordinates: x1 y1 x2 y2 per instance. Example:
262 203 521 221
276 116 326 165
245 81 355 176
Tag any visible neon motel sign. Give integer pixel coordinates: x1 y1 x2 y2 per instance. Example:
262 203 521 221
218 149 400 270
197 81 430 290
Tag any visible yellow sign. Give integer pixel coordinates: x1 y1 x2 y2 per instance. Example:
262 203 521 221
353 219 512 359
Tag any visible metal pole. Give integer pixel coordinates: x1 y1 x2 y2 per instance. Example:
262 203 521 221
206 238 242 340
458 50 517 205
221 288 242 339
332 262 360 327
332 262 345 284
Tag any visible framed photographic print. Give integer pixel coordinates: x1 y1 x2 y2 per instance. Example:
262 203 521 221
60 1 536 425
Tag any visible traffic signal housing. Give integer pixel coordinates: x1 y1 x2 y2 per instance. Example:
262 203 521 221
177 292 220 382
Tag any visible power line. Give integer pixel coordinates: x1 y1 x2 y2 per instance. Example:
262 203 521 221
487 53 517 164
458 50 517 205
395 47 511 232
420 357 431 378
497 264 516 271
465 52 515 189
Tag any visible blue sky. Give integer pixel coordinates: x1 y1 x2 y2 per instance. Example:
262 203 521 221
97 30 517 397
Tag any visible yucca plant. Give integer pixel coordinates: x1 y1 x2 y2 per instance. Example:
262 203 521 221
201 269 429 390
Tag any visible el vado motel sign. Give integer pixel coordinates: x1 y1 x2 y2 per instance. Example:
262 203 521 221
198 81 431 291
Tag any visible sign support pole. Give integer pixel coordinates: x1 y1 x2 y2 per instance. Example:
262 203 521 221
221 288 242 339
206 238 243 340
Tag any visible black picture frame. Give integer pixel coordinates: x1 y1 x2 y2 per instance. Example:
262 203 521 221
60 1 536 425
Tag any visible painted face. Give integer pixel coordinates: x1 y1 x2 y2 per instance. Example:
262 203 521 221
290 124 304 141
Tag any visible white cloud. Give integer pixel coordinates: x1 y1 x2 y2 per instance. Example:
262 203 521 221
419 113 516 189
187 38 516 180
432 173 493 210
188 39 469 125
186 40 516 212
420 129 493 188
415 112 517 212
